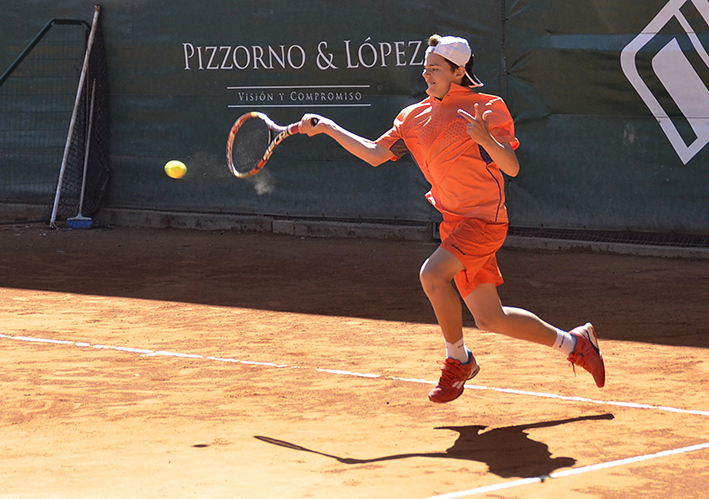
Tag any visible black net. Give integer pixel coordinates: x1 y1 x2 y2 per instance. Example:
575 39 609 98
0 14 109 224
507 226 709 249
53 17 110 222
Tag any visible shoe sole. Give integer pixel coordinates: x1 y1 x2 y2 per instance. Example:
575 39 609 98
586 324 600 353
582 323 605 388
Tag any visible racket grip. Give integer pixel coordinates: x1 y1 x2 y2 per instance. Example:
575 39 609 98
310 117 319 126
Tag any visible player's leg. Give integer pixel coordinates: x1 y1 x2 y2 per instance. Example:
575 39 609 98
419 247 465 345
462 283 557 346
420 247 480 403
463 283 605 387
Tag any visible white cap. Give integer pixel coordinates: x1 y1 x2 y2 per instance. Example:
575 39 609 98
425 36 483 87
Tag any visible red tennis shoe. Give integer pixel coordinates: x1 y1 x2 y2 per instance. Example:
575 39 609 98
568 323 606 388
428 354 480 403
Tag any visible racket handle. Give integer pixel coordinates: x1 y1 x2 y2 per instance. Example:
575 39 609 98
310 117 319 126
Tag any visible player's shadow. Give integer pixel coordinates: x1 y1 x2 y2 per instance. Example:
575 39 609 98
255 413 614 478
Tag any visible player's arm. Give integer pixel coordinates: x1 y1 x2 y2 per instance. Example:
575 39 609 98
458 105 520 177
299 114 396 166
482 141 519 178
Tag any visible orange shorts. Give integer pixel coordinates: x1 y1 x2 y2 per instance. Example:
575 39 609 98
438 216 508 297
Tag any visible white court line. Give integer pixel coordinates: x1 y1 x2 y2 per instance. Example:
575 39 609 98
2 333 709 418
421 441 709 499
316 368 381 379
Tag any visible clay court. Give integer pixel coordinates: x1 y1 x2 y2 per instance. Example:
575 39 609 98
1 224 708 498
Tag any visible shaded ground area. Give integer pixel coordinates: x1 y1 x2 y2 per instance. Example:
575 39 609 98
1 225 707 348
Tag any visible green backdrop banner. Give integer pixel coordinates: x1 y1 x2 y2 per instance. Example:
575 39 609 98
1 0 708 232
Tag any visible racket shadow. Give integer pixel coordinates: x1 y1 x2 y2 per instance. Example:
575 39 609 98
254 413 614 479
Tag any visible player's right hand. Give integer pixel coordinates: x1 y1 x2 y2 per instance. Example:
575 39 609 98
299 114 326 136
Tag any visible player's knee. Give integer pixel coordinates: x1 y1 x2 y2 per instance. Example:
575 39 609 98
419 261 443 295
419 267 433 293
472 312 505 333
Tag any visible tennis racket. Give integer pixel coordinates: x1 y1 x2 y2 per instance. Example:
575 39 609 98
226 112 316 178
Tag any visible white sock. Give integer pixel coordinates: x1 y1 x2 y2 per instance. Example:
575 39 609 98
552 329 577 356
446 338 471 363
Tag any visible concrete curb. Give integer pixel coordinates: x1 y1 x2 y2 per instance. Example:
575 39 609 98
94 208 432 242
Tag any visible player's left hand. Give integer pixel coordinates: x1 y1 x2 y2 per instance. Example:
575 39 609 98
458 103 494 144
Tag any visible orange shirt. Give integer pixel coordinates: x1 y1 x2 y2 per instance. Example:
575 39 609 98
375 83 519 223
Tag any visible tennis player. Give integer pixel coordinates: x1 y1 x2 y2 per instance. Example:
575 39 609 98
299 35 605 403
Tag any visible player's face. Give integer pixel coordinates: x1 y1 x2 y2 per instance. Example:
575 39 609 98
422 52 463 99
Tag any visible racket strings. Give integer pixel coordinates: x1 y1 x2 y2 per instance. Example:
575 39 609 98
231 118 271 175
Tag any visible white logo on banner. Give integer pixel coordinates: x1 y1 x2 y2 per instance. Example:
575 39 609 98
621 0 709 164
182 38 427 110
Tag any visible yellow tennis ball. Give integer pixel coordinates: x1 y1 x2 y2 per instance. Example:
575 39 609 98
164 160 187 179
